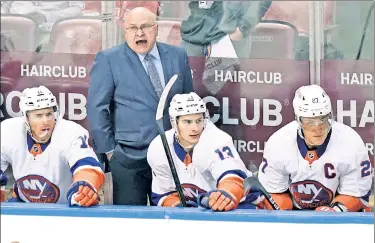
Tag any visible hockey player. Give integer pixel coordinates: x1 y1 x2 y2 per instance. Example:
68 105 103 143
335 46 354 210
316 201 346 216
0 86 104 207
258 85 373 212
147 92 263 211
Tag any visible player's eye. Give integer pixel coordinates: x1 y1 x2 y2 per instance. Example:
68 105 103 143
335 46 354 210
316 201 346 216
182 120 191 124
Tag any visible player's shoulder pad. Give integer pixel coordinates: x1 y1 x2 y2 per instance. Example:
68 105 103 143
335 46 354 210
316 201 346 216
264 121 298 158
1 117 25 140
331 122 367 154
1 116 23 129
332 122 364 145
147 129 174 166
198 121 233 149
267 121 297 146
53 119 89 141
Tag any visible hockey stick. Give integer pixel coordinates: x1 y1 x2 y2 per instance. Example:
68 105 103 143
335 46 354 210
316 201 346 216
356 1 374 60
243 175 280 210
155 74 187 207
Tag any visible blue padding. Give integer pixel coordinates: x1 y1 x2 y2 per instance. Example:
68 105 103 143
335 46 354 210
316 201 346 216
0 203 165 219
165 208 374 224
0 203 373 224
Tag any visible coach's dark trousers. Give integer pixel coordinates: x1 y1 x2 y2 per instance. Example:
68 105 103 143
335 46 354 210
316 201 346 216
108 144 152 205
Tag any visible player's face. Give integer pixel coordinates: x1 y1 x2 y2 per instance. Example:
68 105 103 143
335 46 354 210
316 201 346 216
177 113 205 148
300 115 330 147
27 107 56 143
124 10 158 55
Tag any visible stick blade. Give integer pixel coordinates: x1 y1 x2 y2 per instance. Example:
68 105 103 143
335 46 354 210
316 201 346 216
156 74 178 121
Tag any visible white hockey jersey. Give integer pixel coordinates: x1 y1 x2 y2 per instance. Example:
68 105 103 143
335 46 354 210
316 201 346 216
147 120 251 206
0 117 103 204
258 121 373 210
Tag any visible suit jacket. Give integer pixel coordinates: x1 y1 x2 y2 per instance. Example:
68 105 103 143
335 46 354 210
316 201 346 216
87 42 194 162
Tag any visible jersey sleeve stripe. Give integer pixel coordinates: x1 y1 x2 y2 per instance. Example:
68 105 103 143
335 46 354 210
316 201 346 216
70 157 103 175
216 170 247 186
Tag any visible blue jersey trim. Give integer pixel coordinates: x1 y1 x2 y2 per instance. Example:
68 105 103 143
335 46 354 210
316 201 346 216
70 157 103 174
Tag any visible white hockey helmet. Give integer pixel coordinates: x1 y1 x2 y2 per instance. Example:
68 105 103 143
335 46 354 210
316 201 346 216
169 92 208 131
19 86 59 134
293 85 333 138
293 84 332 119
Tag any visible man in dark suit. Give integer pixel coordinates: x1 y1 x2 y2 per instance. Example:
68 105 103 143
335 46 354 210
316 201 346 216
87 7 194 205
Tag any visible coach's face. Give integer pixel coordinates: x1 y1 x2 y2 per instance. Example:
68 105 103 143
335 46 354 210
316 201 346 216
124 8 158 55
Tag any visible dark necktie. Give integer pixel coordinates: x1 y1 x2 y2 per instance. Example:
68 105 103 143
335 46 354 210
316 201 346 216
144 53 163 97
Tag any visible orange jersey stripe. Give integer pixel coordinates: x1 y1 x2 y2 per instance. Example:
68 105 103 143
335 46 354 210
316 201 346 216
264 193 293 210
161 193 180 207
0 188 5 202
73 168 105 191
333 194 365 212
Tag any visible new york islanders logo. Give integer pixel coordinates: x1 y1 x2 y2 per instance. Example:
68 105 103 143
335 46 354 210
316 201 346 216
290 180 333 209
16 175 60 203
181 184 206 202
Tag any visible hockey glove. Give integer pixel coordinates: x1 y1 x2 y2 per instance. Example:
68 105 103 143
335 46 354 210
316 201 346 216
198 176 244 211
67 181 100 207
243 187 266 209
6 183 23 202
329 195 369 212
315 202 348 212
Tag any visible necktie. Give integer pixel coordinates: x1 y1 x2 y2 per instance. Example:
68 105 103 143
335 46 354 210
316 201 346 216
144 53 163 97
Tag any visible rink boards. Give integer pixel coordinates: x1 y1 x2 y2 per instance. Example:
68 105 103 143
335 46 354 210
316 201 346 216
1 203 374 243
